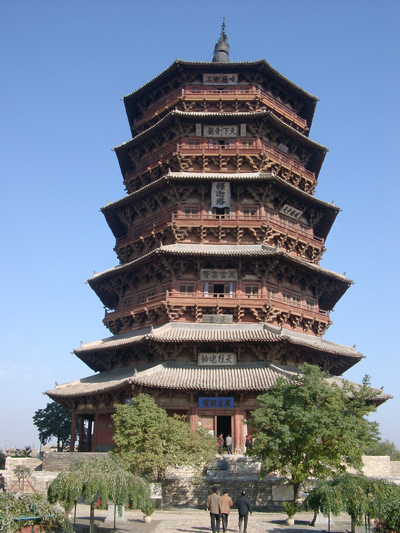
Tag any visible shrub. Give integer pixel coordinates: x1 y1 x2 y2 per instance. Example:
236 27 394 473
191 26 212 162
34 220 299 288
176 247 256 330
282 501 298 518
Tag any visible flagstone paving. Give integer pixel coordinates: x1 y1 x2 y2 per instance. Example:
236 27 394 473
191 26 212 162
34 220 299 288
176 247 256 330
72 504 366 533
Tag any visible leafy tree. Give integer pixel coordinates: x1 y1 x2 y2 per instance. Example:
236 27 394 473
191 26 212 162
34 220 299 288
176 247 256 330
363 439 400 461
0 449 5 469
32 401 72 451
112 393 217 481
0 492 72 533
248 364 379 499
47 455 150 531
306 474 400 533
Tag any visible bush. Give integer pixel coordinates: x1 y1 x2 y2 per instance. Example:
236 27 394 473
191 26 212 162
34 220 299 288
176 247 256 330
282 501 298 518
0 492 72 533
140 499 156 516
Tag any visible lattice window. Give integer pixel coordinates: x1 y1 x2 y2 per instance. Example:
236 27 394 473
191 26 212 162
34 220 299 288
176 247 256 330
184 206 199 217
121 297 132 309
245 285 259 297
306 299 315 310
137 293 146 304
179 284 194 295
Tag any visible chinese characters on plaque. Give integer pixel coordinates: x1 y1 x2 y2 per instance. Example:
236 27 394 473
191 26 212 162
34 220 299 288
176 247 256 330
279 204 303 220
211 182 231 208
201 269 237 281
203 315 233 324
203 73 238 85
199 397 234 408
205 125 238 137
198 353 237 366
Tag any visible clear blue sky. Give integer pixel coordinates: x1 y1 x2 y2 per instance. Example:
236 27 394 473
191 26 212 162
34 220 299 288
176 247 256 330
1 0 399 450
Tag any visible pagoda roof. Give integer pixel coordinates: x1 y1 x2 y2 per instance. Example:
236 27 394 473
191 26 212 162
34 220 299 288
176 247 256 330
101 171 339 240
46 359 389 406
89 242 351 290
73 322 362 374
122 59 318 128
114 110 327 179
115 109 327 152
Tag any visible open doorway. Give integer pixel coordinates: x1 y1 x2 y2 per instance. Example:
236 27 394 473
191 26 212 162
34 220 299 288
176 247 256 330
217 415 232 444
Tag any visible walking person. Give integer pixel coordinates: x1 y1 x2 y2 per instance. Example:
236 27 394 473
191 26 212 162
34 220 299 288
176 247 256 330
206 487 222 533
0 473 6 492
225 434 232 454
236 490 253 533
220 490 233 532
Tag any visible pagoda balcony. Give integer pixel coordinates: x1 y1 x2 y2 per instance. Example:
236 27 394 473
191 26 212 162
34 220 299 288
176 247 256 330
115 210 324 250
104 290 330 328
127 139 316 184
133 86 308 132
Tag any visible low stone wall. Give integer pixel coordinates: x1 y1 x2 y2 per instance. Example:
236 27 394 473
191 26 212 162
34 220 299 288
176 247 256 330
361 455 392 478
3 453 399 502
162 477 285 510
1 469 59 494
42 451 108 472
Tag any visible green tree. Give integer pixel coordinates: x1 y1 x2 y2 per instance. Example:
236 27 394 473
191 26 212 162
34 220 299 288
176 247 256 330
363 438 400 461
112 393 217 481
32 402 72 451
306 474 400 533
47 455 149 531
0 492 73 533
248 364 379 499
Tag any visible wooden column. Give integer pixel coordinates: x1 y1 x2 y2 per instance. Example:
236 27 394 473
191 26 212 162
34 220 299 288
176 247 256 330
78 417 85 452
91 413 98 452
189 407 198 431
70 411 77 452
234 408 242 454
86 418 92 452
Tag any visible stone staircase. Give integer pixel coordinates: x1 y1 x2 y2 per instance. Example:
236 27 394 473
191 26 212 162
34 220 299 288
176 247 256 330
163 454 283 509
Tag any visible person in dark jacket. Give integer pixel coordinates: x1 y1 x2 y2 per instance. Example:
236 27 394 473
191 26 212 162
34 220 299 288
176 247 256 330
235 491 253 533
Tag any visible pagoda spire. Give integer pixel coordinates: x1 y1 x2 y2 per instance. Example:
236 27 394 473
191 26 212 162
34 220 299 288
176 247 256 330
212 18 230 63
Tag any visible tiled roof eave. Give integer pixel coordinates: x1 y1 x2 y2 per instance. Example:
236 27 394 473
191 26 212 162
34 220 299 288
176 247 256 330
74 323 362 361
88 244 352 285
114 110 327 152
123 59 318 103
101 171 340 213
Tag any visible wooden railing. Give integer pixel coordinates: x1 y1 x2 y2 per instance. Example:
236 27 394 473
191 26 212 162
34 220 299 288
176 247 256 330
126 140 316 183
115 210 324 248
133 86 308 131
104 290 330 321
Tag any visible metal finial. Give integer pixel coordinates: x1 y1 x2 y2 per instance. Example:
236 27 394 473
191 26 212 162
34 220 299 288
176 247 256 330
213 18 230 63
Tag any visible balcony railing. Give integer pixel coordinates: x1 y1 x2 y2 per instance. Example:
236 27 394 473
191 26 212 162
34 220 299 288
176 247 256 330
133 86 308 131
126 139 316 184
104 290 330 322
115 209 324 247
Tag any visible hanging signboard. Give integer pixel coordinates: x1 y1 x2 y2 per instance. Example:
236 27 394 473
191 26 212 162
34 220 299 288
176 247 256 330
201 269 237 281
204 125 238 137
203 314 233 324
279 204 303 220
211 182 231 208
198 353 237 365
203 73 238 85
199 397 234 408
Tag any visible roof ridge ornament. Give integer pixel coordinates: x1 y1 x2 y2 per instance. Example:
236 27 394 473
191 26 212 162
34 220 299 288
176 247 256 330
212 18 230 63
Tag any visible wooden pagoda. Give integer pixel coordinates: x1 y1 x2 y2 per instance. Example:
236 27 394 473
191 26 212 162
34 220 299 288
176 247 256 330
47 25 388 452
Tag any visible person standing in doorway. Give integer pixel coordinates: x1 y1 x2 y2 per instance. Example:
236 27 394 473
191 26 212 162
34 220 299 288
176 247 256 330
206 487 221 533
220 490 233 532
236 490 253 533
225 434 232 454
218 433 224 451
